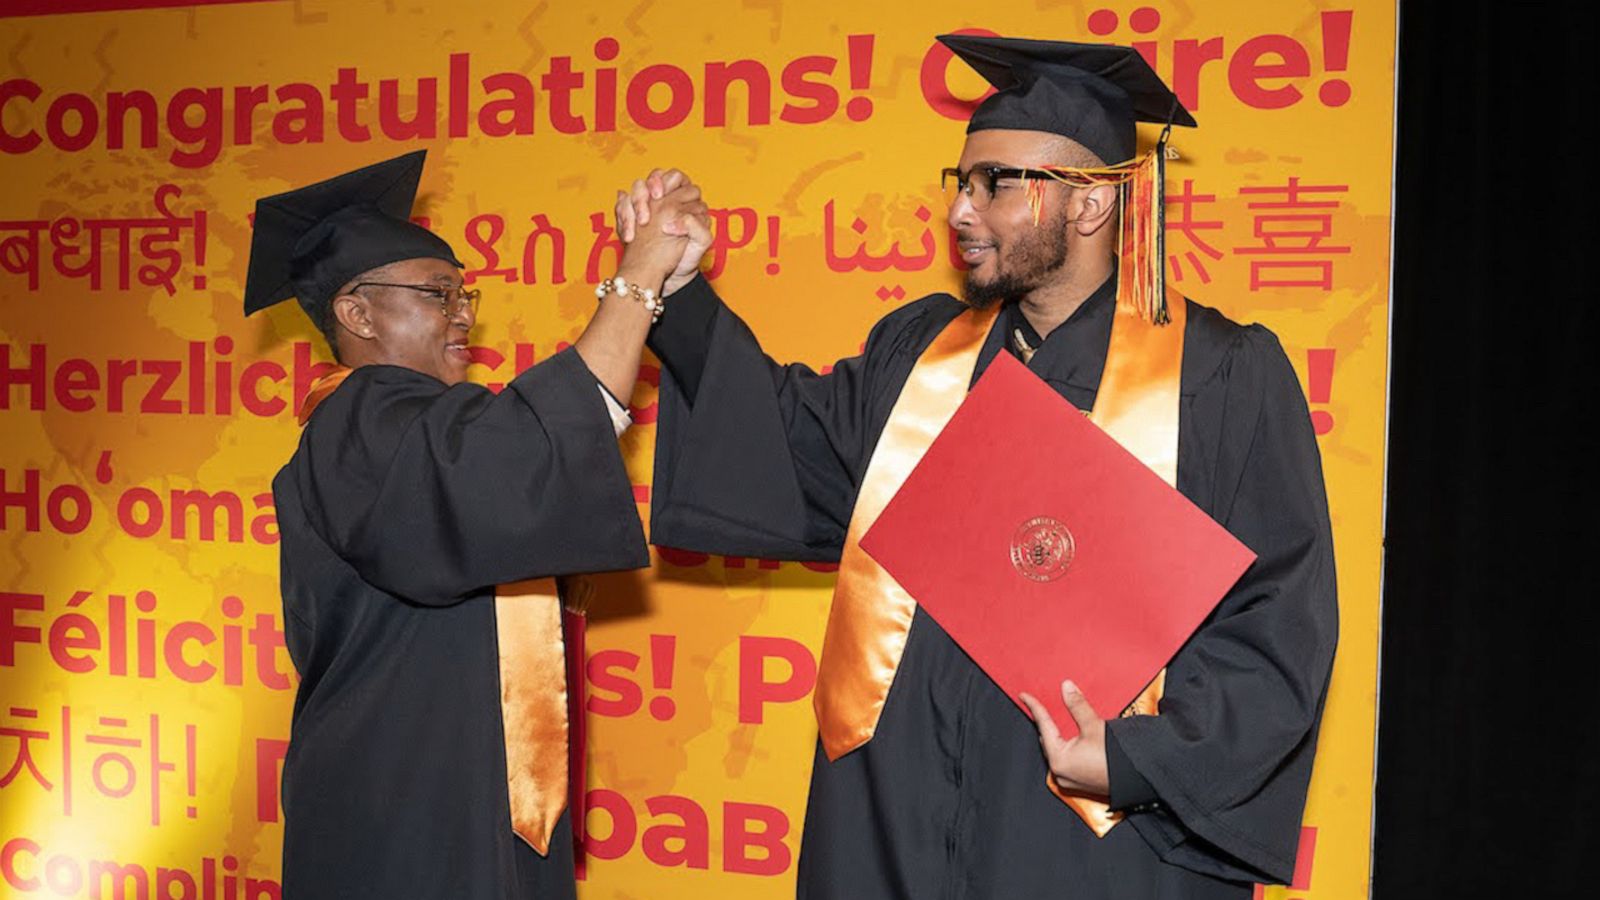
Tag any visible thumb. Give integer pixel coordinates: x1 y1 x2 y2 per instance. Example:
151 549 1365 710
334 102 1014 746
1059 680 1101 732
1018 692 1063 745
683 212 713 248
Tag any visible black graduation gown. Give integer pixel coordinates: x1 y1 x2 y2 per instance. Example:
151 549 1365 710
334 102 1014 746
272 348 649 900
647 274 1338 900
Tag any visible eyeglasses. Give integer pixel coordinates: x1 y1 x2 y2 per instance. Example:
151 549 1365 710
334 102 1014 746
941 165 1060 212
352 282 481 318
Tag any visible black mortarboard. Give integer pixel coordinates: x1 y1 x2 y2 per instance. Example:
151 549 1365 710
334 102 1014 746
242 150 463 322
937 35 1197 165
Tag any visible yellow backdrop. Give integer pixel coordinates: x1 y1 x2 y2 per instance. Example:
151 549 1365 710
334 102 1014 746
0 1 1393 897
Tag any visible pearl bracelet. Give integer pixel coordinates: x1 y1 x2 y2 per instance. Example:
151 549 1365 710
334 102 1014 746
595 275 664 324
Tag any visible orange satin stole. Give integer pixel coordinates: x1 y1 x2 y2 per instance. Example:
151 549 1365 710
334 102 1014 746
298 368 574 855
812 288 1187 838
296 366 353 425
813 306 1000 760
494 578 573 855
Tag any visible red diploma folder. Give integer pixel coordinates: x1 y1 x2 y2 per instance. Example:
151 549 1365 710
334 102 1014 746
859 353 1256 737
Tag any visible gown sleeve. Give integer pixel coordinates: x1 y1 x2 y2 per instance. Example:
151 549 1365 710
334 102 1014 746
1105 325 1339 885
291 347 649 605
646 275 948 562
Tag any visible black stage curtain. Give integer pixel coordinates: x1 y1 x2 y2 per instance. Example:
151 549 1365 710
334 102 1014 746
1375 2 1595 895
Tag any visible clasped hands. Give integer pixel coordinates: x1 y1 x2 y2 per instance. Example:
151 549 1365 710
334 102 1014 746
613 168 711 298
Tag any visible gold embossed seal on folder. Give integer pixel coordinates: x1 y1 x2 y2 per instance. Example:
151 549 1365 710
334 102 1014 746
1010 516 1075 582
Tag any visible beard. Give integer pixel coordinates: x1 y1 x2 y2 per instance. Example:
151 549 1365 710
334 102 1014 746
962 204 1072 310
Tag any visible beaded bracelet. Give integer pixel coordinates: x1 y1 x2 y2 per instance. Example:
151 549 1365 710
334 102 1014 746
595 275 664 324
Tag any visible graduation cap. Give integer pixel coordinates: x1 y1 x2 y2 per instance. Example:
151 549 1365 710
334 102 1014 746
936 34 1196 165
243 150 463 323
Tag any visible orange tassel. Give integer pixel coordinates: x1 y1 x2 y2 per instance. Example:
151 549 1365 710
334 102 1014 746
1026 178 1047 226
1034 137 1172 326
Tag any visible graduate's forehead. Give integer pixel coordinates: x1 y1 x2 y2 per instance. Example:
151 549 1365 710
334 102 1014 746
955 129 1083 170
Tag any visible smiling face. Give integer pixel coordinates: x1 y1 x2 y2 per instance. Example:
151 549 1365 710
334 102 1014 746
948 129 1109 309
329 256 475 385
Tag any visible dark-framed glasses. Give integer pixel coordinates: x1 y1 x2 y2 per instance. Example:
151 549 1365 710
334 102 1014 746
941 165 1059 211
353 282 482 318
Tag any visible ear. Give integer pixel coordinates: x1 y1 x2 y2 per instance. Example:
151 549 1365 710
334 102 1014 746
1071 183 1120 237
331 292 377 342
